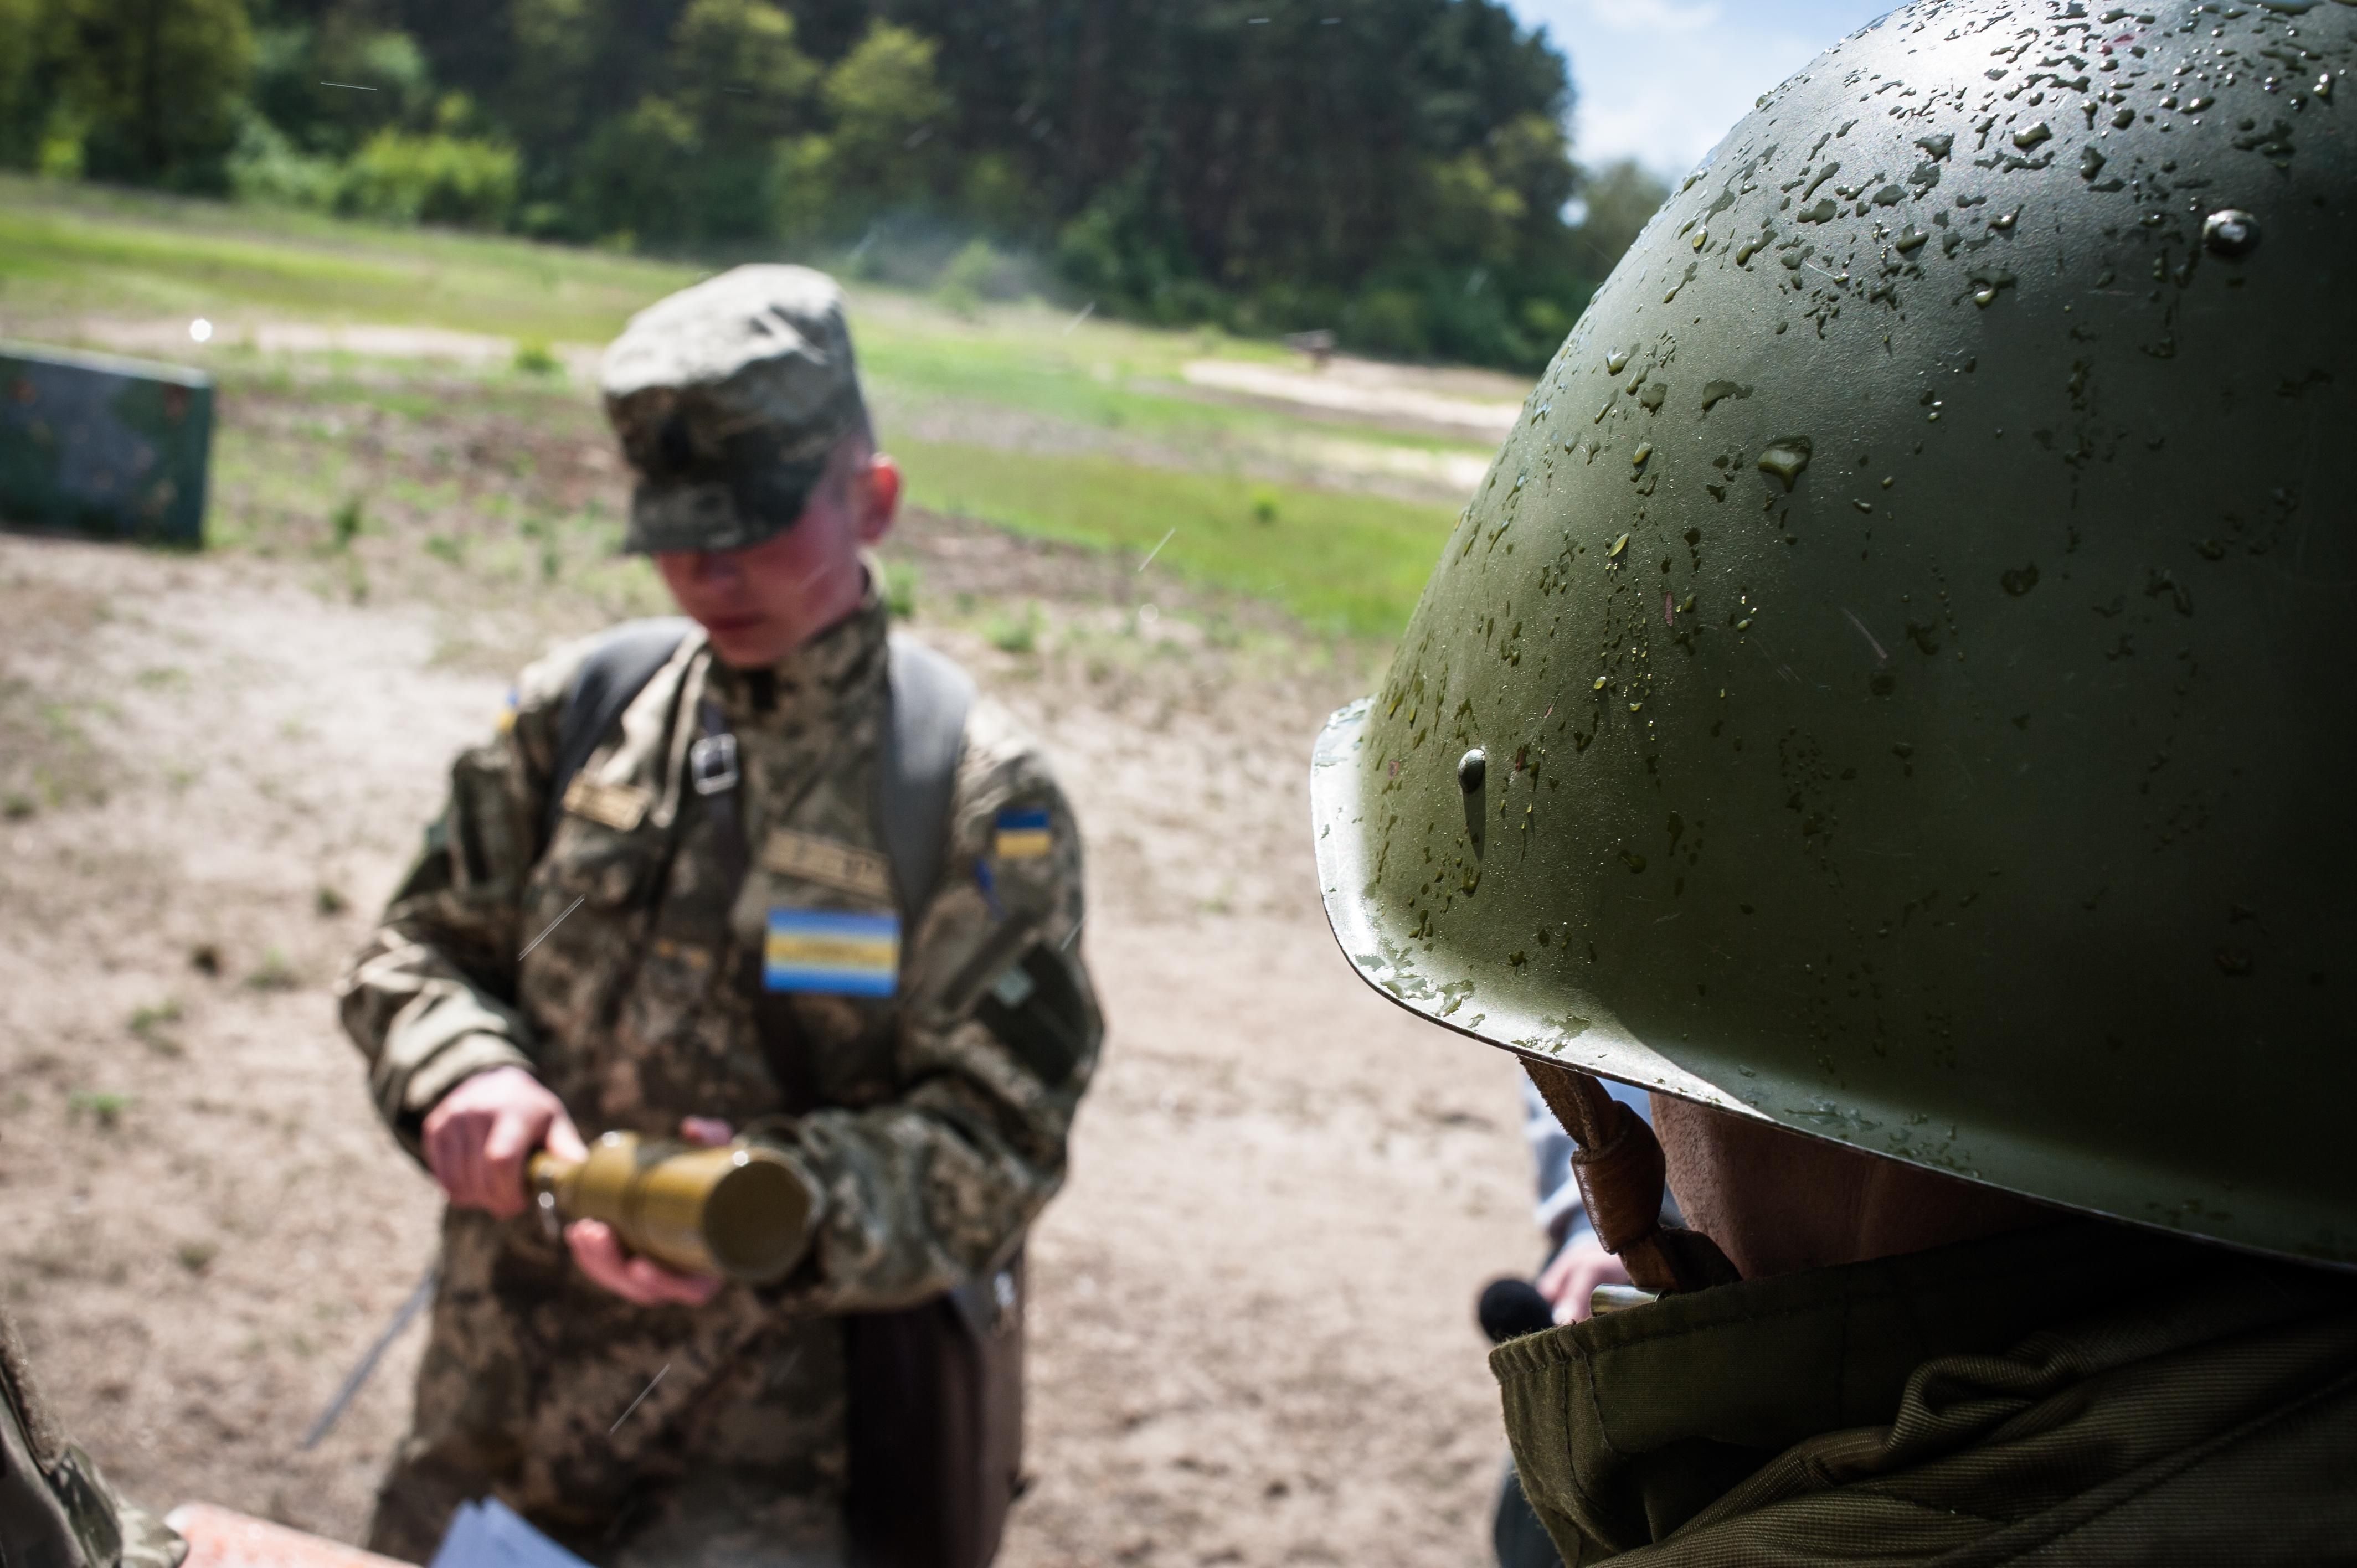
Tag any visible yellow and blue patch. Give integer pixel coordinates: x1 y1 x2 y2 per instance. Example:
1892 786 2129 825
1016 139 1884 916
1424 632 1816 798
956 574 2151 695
764 907 900 997
994 806 1053 861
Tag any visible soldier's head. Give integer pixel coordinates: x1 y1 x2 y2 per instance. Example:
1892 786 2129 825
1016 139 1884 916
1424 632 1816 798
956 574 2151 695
1311 0 2357 1273
601 264 899 668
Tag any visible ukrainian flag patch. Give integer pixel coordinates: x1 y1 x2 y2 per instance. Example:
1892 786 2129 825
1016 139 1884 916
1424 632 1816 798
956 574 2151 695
994 807 1053 861
764 908 900 997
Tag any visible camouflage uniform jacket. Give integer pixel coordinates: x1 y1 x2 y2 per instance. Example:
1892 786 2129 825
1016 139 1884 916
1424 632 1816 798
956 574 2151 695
337 587 1099 1554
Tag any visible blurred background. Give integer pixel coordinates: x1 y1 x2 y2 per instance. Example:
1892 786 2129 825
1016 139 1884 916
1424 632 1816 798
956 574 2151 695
1 0 1880 370
0 3 1880 1565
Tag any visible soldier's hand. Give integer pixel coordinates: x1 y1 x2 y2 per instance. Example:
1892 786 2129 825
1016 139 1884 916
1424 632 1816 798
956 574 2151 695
1537 1233 1633 1324
565 1220 725 1307
423 1065 588 1219
562 1115 735 1307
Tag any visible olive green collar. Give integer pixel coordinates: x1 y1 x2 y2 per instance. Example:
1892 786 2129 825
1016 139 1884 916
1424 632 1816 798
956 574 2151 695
1488 1220 2219 1556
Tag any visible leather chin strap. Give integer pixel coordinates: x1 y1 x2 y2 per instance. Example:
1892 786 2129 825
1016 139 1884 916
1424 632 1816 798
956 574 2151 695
1524 1061 1741 1296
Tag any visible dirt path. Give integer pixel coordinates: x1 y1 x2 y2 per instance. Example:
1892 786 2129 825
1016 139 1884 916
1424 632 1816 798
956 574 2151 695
0 511 1542 1566
1177 360 1524 438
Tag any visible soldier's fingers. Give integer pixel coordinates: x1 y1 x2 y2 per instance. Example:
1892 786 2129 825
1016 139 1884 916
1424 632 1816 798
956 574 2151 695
481 1106 525 1164
438 1113 488 1208
678 1116 734 1148
478 1111 536 1216
1555 1252 1633 1324
545 1111 589 1164
422 1116 456 1192
624 1257 723 1307
565 1220 641 1298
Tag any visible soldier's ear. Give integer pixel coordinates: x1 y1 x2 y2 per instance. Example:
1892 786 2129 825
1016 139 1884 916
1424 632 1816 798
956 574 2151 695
858 453 902 545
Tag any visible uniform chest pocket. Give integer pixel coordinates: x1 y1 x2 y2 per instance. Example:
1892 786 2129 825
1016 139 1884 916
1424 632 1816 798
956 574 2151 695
537 790 673 914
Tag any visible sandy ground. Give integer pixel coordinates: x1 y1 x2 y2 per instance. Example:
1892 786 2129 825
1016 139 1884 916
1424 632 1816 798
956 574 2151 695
0 486 1544 1564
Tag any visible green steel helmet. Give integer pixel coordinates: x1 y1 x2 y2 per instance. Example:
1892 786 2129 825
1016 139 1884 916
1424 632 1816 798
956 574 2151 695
1311 0 2357 1266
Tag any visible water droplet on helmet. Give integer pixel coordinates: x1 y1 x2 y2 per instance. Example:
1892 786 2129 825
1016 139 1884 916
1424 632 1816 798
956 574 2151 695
2203 209 2260 257
1757 437 1813 489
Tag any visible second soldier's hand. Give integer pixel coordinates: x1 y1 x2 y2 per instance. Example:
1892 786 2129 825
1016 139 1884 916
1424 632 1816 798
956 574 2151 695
564 1115 737 1308
1537 1234 1634 1324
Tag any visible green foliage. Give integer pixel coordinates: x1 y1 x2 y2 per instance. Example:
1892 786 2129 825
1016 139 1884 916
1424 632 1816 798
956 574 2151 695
244 947 298 990
935 237 1023 317
1571 158 1675 277
983 602 1040 654
565 0 820 245
822 22 949 203
512 339 559 375
67 1089 132 1127
328 494 364 549
880 559 919 620
0 0 45 167
2 0 1675 371
34 0 254 188
338 130 518 226
669 0 816 138
129 996 184 1055
899 436 1456 639
227 112 339 207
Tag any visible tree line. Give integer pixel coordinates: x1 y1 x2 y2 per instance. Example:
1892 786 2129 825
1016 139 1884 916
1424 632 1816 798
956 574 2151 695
0 0 1670 369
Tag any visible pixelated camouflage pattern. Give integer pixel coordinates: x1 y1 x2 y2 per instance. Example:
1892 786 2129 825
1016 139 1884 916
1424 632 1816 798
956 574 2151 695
337 585 1098 1561
600 266 870 556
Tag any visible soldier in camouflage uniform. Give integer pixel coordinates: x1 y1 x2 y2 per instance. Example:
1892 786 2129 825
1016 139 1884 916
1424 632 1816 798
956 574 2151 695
338 266 1100 1565
0 1302 184 1568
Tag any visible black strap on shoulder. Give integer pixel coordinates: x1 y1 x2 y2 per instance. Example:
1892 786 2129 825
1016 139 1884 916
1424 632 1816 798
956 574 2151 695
879 632 975 921
542 617 693 844
541 619 972 924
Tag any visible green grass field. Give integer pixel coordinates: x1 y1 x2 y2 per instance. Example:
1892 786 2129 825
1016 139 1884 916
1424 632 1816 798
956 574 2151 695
0 176 1502 638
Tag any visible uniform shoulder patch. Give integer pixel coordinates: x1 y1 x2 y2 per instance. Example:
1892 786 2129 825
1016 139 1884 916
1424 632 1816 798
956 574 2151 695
561 775 652 832
760 829 894 902
993 806 1053 860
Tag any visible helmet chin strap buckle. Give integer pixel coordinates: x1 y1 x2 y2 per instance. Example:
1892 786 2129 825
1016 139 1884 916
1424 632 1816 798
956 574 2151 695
1524 1060 1741 1297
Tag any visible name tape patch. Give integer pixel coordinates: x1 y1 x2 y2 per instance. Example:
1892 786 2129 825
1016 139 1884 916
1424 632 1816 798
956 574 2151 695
765 907 899 998
993 807 1053 861
562 776 652 832
760 829 894 902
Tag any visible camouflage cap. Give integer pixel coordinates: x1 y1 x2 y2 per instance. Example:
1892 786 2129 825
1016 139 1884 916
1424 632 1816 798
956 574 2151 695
600 264 871 554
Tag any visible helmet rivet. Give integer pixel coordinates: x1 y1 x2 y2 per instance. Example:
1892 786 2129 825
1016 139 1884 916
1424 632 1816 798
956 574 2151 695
2202 209 2260 257
1458 749 1487 793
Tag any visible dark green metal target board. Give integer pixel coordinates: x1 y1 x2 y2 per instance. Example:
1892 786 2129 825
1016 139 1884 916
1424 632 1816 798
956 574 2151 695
1 342 213 548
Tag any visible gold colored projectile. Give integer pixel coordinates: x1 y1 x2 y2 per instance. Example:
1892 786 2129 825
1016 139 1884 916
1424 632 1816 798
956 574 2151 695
529 1132 813 1284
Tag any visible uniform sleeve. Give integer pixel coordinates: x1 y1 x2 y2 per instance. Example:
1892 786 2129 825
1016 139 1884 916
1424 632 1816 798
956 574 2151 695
759 699 1103 1311
333 646 582 1157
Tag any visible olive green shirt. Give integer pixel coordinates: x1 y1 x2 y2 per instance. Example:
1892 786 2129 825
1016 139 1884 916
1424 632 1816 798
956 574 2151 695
1493 1221 2357 1565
